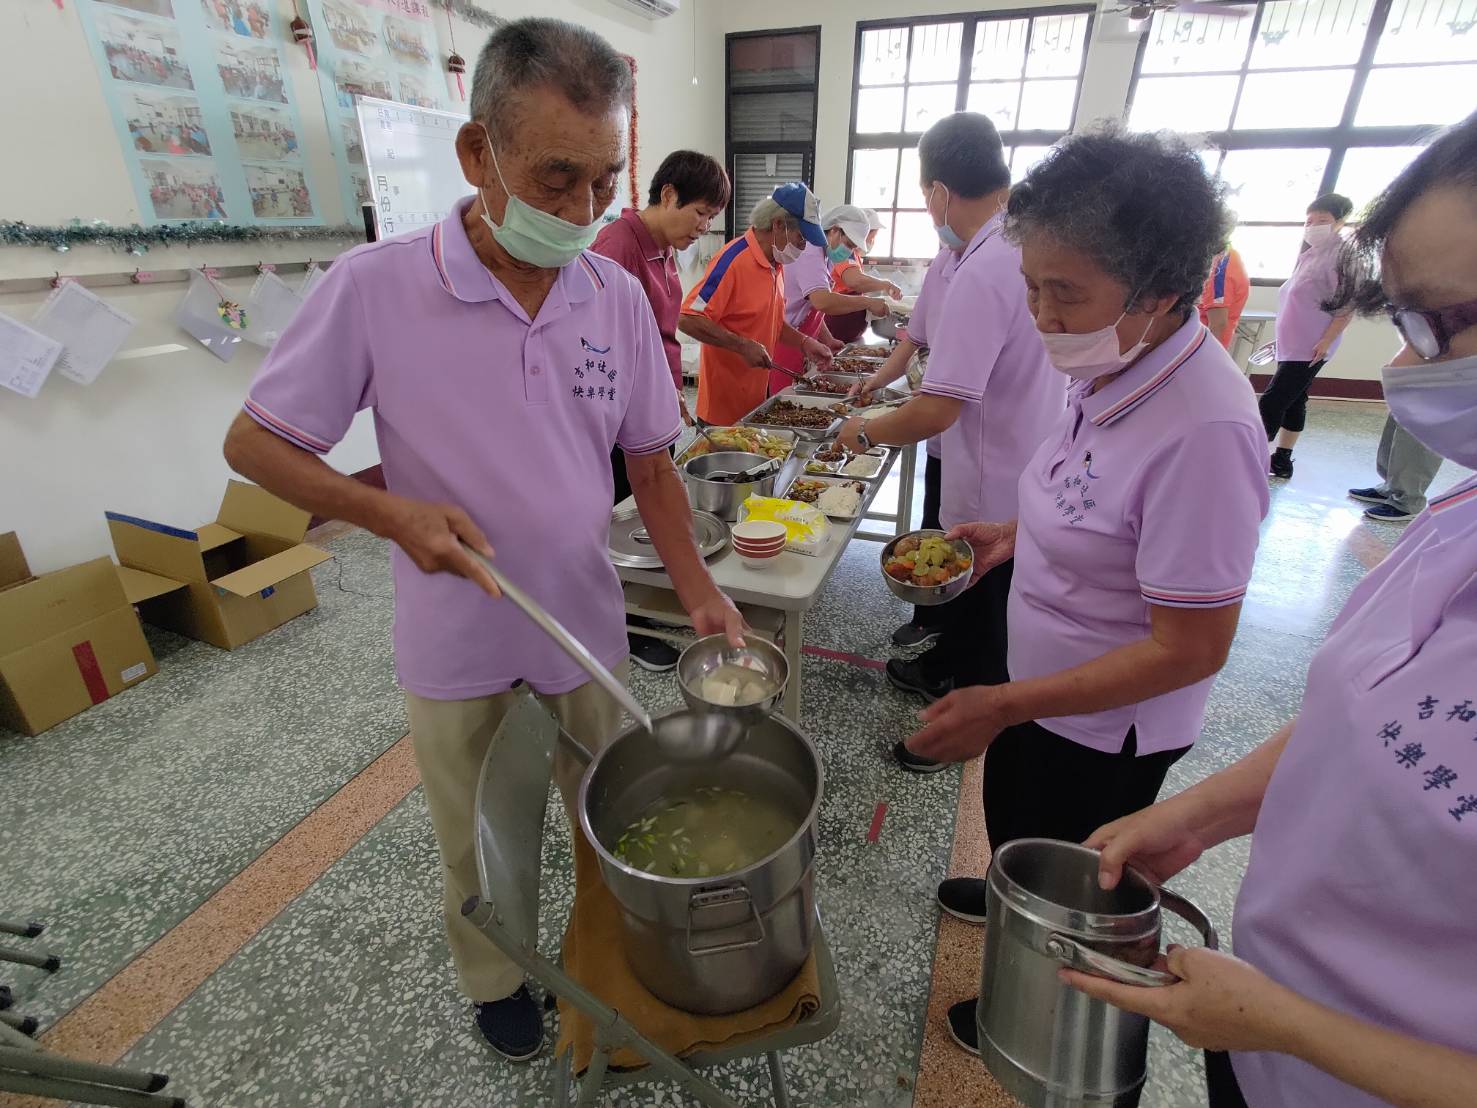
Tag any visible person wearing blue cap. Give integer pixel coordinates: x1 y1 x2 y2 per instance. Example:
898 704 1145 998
681 181 835 425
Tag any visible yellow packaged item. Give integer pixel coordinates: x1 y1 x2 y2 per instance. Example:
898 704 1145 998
739 496 832 556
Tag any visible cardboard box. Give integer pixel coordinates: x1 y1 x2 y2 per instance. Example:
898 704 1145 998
107 481 333 651
0 532 158 736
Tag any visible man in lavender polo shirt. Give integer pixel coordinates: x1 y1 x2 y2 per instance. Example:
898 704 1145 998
223 18 742 1064
838 112 1062 739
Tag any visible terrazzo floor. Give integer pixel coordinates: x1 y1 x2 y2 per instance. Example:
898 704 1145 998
1 399 1469 1108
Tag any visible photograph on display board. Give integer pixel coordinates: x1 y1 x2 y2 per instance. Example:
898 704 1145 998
383 15 433 67
98 12 195 90
351 170 371 207
396 72 439 110
199 0 271 39
230 103 299 160
123 89 212 155
141 157 227 219
245 163 314 219
343 122 364 164
334 59 394 108
216 41 287 102
321 0 379 56
98 0 176 16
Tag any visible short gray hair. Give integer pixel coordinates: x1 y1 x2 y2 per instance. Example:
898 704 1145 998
749 196 798 231
470 18 633 144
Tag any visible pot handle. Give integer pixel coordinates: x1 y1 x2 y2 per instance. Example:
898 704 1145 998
687 885 765 957
1045 882 1219 989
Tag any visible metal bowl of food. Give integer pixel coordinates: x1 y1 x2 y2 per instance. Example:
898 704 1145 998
879 529 974 606
677 633 789 730
682 451 780 522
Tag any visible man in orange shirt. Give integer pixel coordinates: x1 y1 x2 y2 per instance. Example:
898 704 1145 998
680 182 835 425
1198 243 1249 349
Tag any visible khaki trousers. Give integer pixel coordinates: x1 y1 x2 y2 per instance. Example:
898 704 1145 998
405 663 628 1003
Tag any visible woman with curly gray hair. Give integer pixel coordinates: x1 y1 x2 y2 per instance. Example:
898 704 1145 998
902 128 1271 1056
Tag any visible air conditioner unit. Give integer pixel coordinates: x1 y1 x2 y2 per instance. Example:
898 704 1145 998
610 0 679 19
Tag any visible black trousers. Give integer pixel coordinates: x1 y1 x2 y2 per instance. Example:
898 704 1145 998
919 555 1014 689
1205 1050 1250 1108
828 309 868 344
1258 359 1325 438
912 452 946 629
982 719 1188 851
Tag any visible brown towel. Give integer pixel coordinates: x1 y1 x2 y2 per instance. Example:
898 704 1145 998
556 831 822 1073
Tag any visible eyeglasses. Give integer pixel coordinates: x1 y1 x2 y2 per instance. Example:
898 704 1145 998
1388 295 1477 359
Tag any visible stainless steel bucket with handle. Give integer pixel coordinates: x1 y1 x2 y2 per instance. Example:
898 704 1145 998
977 838 1218 1108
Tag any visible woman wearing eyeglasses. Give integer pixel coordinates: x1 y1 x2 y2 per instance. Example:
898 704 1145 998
1060 113 1477 1108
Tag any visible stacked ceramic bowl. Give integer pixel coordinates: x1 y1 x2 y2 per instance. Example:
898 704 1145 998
730 519 788 570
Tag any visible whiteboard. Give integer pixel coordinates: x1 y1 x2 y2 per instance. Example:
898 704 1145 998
355 96 469 238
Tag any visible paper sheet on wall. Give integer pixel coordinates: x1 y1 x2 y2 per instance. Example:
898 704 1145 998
243 271 303 347
174 271 245 363
299 263 326 300
30 282 138 385
0 312 65 399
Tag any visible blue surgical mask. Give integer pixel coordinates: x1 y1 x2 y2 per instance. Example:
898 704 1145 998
826 242 853 264
931 184 965 251
477 127 600 269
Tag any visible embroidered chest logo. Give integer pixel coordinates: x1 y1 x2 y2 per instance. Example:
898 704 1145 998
572 337 618 401
1052 452 1100 526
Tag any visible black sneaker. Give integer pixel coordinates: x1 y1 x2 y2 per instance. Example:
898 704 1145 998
885 658 952 703
1269 449 1293 480
474 985 544 1062
1348 485 1390 505
891 620 942 648
937 877 989 924
1364 502 1418 523
629 633 679 672
892 740 947 774
946 998 980 1055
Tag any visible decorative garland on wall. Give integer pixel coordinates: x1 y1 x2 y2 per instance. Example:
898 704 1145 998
0 220 362 254
430 0 504 31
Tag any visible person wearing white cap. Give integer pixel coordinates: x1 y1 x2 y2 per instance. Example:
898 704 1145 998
825 204 904 345
767 202 896 393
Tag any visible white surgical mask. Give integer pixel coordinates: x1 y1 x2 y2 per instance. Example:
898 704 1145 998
1040 311 1155 380
1381 354 1477 469
773 240 804 265
1304 224 1335 248
477 128 600 269
930 184 966 251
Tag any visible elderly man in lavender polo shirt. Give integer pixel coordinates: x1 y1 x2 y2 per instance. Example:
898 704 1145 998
223 18 743 1065
838 112 1062 729
904 130 1268 1057
1065 116 1477 1108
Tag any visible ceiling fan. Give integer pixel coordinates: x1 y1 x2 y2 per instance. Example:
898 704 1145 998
1106 0 1256 20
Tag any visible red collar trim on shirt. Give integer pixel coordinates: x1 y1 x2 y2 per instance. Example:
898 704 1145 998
1430 478 1477 514
1089 324 1208 428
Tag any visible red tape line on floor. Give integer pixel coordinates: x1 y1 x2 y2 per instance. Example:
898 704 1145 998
867 801 888 843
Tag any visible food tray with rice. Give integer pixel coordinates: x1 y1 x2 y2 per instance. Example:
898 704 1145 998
676 425 799 467
797 442 888 480
741 395 844 442
782 476 870 520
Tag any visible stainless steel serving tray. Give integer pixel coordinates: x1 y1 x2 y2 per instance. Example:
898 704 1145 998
787 372 865 399
795 442 889 482
741 394 845 442
674 425 800 468
608 506 728 569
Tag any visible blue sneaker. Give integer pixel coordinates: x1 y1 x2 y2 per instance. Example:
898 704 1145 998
1347 486 1390 505
474 985 544 1061
1364 502 1417 523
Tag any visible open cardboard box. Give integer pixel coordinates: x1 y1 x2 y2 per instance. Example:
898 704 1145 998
108 480 333 651
0 532 157 736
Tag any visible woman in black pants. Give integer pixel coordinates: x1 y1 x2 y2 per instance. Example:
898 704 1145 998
902 129 1270 1056
1259 193 1356 479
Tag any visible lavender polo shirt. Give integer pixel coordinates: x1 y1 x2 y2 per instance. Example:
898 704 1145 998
902 246 956 461
782 242 831 329
919 215 1063 528
1007 320 1269 754
1232 477 1477 1105
1274 235 1345 363
244 198 682 699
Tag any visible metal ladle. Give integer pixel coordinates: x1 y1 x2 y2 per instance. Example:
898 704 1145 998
461 545 746 761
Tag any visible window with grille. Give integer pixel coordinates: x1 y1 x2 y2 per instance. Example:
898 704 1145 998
725 29 821 236
1128 0 1477 280
846 8 1094 262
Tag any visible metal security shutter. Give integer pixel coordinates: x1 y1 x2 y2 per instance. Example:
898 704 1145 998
732 153 809 225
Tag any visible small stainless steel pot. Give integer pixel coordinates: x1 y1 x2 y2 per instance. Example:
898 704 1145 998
682 451 778 522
